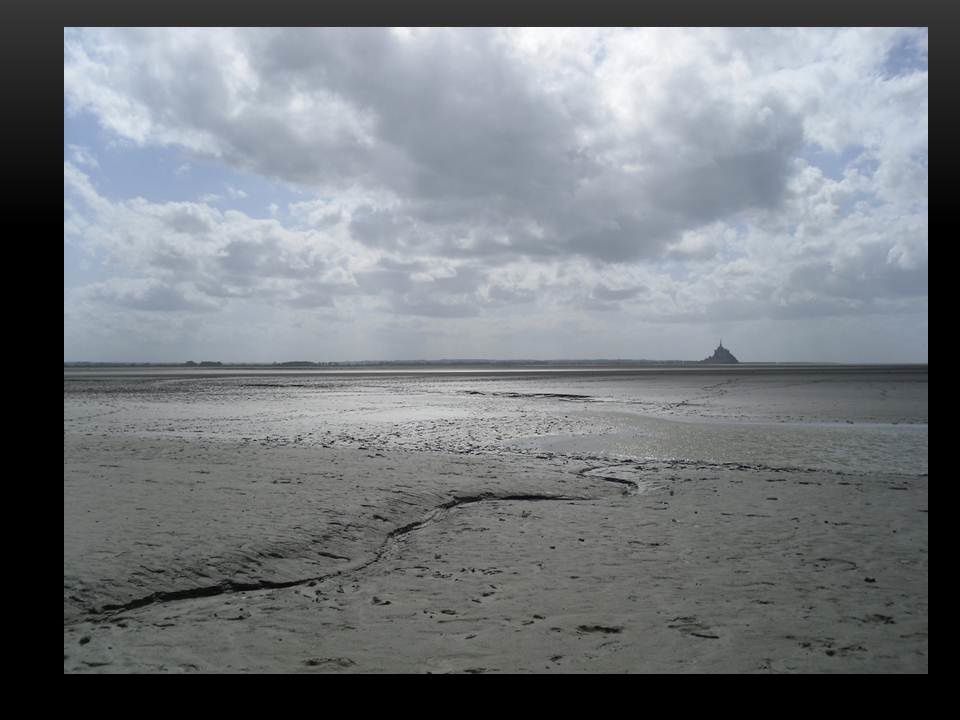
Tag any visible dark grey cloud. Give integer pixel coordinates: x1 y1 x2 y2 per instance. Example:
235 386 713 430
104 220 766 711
354 261 422 295
787 246 928 303
353 257 490 318
217 233 321 281
65 28 809 265
348 206 414 250
151 248 197 274
163 208 212 235
251 29 594 204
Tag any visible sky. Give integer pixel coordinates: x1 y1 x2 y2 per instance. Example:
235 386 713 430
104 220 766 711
63 27 928 363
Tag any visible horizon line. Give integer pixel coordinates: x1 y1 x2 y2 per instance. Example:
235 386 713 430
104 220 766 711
63 358 928 366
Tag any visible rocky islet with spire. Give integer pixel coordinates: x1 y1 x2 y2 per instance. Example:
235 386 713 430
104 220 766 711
702 340 739 364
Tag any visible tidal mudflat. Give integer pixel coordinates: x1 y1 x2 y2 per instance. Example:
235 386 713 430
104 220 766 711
63 366 927 673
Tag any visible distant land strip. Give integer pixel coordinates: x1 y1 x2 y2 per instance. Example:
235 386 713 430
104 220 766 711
63 359 926 369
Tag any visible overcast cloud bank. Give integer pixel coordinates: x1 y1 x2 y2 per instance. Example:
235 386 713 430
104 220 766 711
64 28 927 362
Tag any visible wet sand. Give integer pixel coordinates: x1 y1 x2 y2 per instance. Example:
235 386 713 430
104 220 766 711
63 368 928 673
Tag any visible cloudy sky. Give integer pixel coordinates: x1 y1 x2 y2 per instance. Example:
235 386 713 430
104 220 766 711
64 27 927 363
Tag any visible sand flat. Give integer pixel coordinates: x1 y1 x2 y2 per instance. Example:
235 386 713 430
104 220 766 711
63 368 927 673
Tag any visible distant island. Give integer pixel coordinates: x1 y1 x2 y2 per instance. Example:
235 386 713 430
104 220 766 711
701 341 739 364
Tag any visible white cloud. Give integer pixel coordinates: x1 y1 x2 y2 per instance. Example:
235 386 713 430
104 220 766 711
67 144 99 168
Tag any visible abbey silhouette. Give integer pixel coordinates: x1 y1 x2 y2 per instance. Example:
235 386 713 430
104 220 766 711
702 340 739 364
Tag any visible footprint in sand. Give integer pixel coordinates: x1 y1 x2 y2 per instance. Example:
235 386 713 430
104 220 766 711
577 624 623 635
667 616 719 639
304 657 356 668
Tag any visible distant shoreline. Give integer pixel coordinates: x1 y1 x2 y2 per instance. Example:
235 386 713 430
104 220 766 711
63 362 928 379
63 359 925 369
